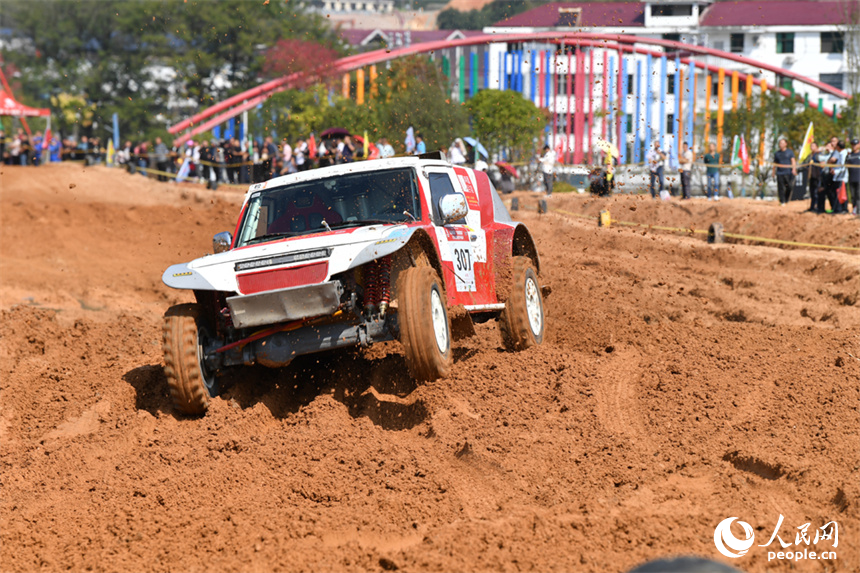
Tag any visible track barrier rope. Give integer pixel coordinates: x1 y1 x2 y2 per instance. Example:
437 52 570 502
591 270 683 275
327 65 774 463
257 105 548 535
547 207 860 253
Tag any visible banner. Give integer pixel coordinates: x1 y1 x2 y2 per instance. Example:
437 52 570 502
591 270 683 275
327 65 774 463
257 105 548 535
798 121 814 162
308 133 317 158
730 135 741 169
739 134 750 174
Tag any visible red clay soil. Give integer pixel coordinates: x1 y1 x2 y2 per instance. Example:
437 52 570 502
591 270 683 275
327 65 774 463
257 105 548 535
1 163 858 573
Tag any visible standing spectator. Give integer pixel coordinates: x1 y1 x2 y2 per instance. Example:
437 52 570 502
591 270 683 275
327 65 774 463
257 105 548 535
646 141 666 199
807 141 823 212
341 135 355 163
772 138 796 206
9 130 22 165
318 139 334 168
540 144 556 196
831 140 849 213
78 135 91 164
198 140 217 189
154 137 169 181
819 141 838 213
117 141 132 170
449 138 467 165
846 138 860 215
137 141 150 174
294 138 308 172
19 132 32 165
91 137 103 164
0 130 5 164
703 143 721 200
49 136 61 162
280 139 293 175
415 133 426 155
678 142 693 199
263 136 279 177
222 139 236 183
32 131 43 166
378 137 395 159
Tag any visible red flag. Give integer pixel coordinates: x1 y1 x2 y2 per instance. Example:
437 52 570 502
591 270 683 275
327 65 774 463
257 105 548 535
42 128 51 149
308 134 317 159
739 134 750 174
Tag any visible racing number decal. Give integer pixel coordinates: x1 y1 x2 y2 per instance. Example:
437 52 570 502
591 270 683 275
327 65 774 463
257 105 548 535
454 246 472 274
448 240 476 292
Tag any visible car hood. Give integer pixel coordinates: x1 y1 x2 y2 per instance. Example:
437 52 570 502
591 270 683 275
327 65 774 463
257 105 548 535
162 224 415 292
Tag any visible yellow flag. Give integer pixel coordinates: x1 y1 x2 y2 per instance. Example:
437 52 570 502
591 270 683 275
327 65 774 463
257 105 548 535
798 121 814 162
106 139 116 165
363 130 369 159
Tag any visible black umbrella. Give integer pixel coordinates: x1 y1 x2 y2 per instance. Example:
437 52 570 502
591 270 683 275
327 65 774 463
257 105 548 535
321 127 350 138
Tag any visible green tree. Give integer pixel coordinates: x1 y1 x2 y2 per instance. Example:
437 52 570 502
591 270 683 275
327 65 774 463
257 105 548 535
437 0 540 31
466 89 548 161
376 57 470 152
258 57 469 154
1 0 336 141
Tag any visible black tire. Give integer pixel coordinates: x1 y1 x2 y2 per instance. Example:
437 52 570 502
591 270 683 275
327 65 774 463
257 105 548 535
499 256 545 350
162 303 219 415
397 266 452 381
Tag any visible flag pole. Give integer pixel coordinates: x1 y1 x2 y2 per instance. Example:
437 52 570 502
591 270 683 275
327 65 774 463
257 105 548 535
41 114 51 164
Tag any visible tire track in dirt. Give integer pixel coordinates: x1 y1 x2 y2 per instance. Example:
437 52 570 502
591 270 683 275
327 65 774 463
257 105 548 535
2 166 859 572
592 346 653 450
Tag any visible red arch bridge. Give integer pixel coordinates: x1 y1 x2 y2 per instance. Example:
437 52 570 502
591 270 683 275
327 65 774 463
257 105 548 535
168 32 851 165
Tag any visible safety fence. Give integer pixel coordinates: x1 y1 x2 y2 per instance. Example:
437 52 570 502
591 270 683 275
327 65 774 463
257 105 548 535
511 201 860 254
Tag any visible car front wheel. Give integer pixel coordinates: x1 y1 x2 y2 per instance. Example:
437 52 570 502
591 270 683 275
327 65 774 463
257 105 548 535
162 303 219 415
397 266 452 381
499 256 545 350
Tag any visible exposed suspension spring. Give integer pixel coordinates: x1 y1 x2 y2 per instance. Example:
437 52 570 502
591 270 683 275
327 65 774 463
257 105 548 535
377 256 391 317
362 256 392 317
363 262 380 314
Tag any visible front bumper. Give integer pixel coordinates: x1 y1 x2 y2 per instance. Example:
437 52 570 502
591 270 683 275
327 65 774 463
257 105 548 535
226 281 343 329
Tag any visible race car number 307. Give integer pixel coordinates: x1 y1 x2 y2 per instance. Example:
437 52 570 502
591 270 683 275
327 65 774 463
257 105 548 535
449 242 476 292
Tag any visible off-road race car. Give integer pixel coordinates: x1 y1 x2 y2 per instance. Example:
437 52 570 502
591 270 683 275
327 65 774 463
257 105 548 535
161 155 546 415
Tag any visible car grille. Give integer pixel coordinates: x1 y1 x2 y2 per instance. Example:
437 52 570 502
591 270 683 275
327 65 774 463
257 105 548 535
236 261 329 295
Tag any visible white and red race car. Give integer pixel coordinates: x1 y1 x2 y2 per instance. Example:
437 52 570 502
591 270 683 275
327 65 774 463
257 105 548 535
161 155 545 415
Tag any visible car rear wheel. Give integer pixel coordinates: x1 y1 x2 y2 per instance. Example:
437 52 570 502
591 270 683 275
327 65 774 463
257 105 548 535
499 256 544 350
397 266 452 381
162 303 219 415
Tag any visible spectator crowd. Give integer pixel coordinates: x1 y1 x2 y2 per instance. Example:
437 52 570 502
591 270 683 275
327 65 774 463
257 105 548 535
3 124 858 216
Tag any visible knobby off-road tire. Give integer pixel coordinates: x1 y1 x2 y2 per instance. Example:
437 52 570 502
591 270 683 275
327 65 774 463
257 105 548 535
499 256 545 351
162 303 219 415
397 266 452 382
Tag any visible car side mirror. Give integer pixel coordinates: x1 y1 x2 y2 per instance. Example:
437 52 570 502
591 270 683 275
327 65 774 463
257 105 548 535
439 193 468 225
213 231 232 253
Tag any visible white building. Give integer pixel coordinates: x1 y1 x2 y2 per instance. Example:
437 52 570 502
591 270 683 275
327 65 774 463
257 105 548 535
475 0 854 160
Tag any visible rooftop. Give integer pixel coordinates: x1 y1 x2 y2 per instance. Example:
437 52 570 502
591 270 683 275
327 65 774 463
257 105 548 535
699 0 849 27
493 2 646 28
492 0 852 29
337 28 482 47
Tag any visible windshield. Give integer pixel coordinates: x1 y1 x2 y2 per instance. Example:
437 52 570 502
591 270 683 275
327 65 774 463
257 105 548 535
235 167 422 247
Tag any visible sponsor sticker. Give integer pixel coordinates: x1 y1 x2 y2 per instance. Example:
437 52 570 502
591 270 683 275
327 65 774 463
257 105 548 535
457 172 480 210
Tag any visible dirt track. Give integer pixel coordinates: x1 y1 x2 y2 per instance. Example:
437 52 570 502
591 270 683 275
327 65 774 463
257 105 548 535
1 163 859 573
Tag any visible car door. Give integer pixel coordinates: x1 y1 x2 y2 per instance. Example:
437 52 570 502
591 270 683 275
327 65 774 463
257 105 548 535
424 166 493 307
